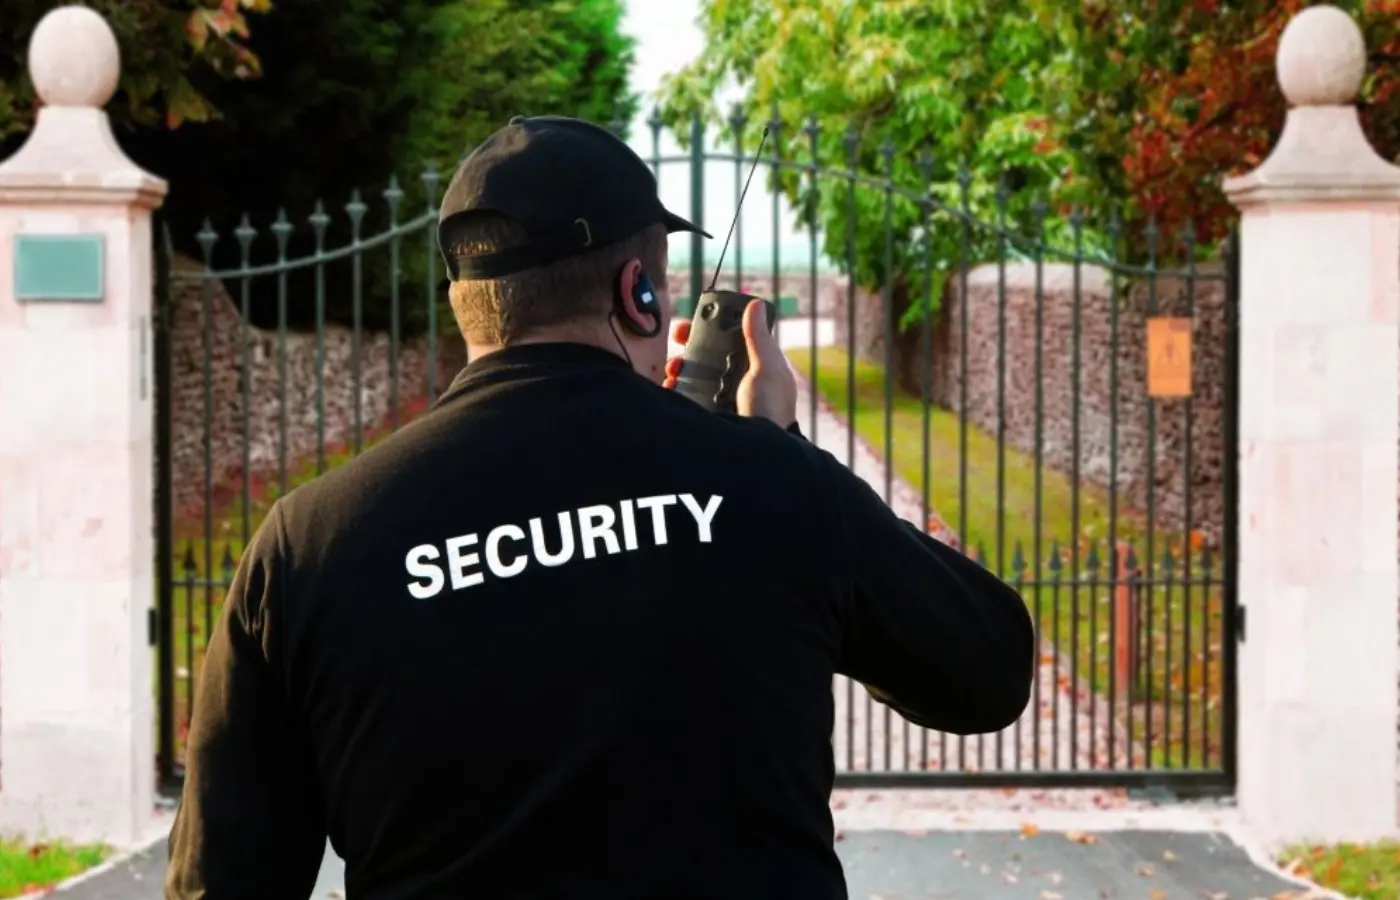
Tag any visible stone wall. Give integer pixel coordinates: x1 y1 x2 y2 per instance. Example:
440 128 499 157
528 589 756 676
164 254 466 520
164 263 839 519
833 263 1231 545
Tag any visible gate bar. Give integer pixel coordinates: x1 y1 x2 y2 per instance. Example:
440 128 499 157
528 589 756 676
154 220 177 793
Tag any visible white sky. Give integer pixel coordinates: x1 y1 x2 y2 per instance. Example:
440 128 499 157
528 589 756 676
620 0 828 277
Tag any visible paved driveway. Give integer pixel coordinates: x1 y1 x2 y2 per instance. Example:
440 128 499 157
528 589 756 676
52 829 1313 900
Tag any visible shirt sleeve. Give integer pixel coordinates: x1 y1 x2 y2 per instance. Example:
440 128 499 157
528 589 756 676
165 501 326 899
823 453 1036 735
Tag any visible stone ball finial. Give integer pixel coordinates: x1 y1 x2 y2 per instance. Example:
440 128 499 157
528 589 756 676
1276 4 1367 107
28 5 121 109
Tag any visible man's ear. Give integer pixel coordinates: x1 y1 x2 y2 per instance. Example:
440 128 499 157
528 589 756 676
614 258 655 331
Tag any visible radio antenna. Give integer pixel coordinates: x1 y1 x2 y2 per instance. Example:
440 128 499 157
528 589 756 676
708 124 770 293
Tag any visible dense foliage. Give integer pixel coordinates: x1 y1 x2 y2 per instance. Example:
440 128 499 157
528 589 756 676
658 0 1400 314
0 0 638 332
659 0 1076 318
1032 0 1400 256
0 0 269 139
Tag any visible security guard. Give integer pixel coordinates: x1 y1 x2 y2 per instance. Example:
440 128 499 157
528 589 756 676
166 116 1035 899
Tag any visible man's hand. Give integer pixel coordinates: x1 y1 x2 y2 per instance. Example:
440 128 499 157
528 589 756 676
663 299 798 428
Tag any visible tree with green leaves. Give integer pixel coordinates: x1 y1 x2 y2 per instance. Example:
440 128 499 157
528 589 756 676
1 0 639 333
663 0 1400 285
657 0 1086 391
659 0 1400 390
123 0 638 332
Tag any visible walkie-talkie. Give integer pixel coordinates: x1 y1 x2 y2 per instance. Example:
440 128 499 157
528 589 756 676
674 126 779 415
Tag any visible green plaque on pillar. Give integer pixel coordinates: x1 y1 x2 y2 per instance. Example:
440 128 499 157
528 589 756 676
13 234 105 302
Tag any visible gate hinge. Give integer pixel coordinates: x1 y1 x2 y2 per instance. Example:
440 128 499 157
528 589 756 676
1235 604 1246 643
147 607 159 647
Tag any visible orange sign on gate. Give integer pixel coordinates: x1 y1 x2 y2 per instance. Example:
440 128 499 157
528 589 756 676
1146 317 1193 399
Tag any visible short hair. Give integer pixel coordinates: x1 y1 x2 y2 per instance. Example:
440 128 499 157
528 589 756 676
446 216 668 345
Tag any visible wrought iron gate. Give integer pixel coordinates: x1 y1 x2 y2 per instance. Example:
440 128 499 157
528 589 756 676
153 114 1239 796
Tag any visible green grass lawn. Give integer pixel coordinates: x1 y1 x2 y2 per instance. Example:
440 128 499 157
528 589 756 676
1279 842 1400 900
0 839 107 898
788 346 1227 772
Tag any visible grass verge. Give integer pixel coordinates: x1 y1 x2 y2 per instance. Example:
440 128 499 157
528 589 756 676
0 839 107 898
787 345 1227 772
1279 843 1400 900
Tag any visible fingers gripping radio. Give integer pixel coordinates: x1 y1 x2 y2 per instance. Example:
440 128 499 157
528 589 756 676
674 125 778 415
674 291 776 414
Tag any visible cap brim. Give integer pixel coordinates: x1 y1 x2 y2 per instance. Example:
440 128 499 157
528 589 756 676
662 208 712 239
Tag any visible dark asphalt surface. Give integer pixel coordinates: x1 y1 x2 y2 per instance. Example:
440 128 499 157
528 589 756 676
54 830 1308 899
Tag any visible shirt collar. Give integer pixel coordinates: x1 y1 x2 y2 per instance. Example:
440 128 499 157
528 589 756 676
435 342 634 408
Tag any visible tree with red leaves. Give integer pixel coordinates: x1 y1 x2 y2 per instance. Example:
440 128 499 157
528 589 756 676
1036 0 1400 260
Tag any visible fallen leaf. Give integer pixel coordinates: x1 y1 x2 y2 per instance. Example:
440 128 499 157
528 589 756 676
835 831 845 842
952 848 966 859
1039 892 1063 899
1020 821 1041 838
1150 892 1166 900
903 829 927 838
1004 874 1019 885
1162 850 1177 862
1207 893 1228 900
980 863 992 875
1137 865 1156 877
1065 830 1097 844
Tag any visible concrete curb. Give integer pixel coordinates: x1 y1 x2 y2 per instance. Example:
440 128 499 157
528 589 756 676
16 813 171 899
829 800 1355 900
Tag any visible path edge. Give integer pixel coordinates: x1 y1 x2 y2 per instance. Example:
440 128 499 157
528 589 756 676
792 369 1143 766
20 812 172 899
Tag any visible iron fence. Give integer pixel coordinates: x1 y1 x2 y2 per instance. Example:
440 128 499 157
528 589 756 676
153 114 1239 796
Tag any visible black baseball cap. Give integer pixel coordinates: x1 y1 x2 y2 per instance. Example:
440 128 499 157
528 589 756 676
438 115 711 280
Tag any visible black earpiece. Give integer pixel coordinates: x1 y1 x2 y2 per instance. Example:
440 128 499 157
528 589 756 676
615 267 662 339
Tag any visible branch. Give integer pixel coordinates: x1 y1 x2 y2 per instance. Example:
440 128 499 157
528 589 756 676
1176 99 1246 145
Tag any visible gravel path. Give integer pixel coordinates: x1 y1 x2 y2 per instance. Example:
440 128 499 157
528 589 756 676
793 376 1149 790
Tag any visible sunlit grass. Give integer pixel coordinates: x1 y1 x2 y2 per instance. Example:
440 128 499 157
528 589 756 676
788 346 1226 771
1279 842 1400 900
0 839 107 898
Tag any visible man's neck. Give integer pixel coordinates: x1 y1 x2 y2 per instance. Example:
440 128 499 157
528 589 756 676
466 328 625 367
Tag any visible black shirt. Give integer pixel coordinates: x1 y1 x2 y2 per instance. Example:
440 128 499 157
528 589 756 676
166 342 1035 900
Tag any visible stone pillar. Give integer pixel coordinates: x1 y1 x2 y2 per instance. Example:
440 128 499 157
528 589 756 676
1225 4 1400 848
0 7 166 846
